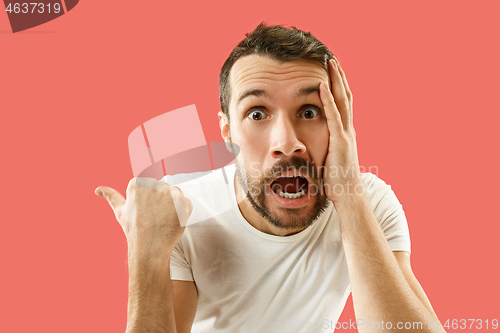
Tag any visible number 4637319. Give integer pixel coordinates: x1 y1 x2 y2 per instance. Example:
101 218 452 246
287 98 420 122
5 3 61 14
443 319 498 330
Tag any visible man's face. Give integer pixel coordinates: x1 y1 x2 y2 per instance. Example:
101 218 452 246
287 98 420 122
219 55 331 234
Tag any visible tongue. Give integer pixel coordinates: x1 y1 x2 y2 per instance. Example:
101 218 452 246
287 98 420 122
273 177 307 193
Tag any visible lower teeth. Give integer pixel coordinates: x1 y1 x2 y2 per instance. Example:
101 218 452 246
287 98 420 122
276 188 306 199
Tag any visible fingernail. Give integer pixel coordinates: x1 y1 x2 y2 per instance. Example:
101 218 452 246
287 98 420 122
95 188 104 197
331 59 337 69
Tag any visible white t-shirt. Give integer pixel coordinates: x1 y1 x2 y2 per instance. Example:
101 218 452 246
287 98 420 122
165 164 411 333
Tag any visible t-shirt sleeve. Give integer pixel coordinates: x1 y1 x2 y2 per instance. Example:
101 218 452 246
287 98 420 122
170 240 194 281
363 173 411 253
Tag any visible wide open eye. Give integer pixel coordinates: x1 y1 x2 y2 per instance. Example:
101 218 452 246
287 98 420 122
247 109 266 121
299 106 320 119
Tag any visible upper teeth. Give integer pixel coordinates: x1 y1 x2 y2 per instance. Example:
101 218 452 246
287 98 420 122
280 174 303 178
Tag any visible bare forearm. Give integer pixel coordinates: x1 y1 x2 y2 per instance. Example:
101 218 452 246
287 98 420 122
126 248 177 333
96 179 191 332
336 193 443 332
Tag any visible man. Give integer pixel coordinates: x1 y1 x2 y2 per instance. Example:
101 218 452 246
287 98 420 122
95 23 445 332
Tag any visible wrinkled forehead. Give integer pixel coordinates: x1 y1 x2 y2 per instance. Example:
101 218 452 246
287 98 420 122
229 55 329 104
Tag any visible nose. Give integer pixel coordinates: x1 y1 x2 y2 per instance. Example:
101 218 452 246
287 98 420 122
269 114 306 158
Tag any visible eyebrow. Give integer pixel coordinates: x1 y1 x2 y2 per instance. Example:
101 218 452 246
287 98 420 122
237 89 267 105
236 85 320 105
297 85 320 97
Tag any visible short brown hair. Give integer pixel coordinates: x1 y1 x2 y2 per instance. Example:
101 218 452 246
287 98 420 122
219 22 336 119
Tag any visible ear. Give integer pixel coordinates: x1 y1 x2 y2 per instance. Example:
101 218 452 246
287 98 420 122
218 111 230 142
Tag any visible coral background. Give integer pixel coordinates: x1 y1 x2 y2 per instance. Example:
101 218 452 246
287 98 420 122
1 1 499 332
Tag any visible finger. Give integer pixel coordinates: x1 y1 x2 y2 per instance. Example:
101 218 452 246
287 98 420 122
172 185 183 194
154 180 168 190
95 186 126 214
170 186 193 227
172 186 193 215
336 62 352 101
328 59 351 130
320 81 343 137
132 177 159 190
336 62 353 123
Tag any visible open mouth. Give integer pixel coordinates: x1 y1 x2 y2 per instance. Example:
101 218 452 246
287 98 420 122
271 174 309 199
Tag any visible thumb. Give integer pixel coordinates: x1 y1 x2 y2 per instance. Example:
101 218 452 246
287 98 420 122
95 186 126 214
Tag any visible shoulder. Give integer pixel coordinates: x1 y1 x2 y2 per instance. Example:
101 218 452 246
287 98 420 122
361 172 395 206
360 172 407 230
361 172 390 190
361 173 411 251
